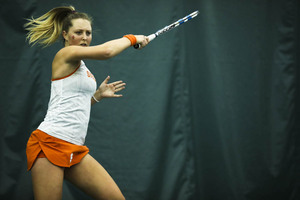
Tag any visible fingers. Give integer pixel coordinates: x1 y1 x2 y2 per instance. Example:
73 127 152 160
103 76 110 84
111 81 126 89
135 35 149 49
111 80 124 86
114 86 125 93
98 76 126 98
108 80 126 96
141 36 149 48
113 94 123 98
113 82 126 92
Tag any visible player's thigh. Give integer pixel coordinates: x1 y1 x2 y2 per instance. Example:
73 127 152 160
64 154 125 200
31 158 64 200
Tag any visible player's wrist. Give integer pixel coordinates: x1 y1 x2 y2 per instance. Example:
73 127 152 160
123 34 137 46
92 92 104 102
92 95 100 103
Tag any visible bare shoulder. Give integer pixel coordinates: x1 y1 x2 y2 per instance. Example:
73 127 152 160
52 47 81 80
55 46 77 62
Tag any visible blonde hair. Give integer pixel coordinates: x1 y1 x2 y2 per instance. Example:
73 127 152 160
24 6 92 47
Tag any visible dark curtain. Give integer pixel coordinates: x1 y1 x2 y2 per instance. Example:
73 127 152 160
0 0 299 200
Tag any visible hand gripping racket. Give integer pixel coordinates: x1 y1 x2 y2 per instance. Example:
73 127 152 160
134 10 199 49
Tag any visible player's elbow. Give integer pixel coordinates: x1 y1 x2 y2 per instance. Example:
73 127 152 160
101 47 114 59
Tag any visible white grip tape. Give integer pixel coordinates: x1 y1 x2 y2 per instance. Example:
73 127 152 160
147 34 156 42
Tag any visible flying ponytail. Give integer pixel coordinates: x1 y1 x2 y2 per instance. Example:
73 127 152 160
24 6 92 47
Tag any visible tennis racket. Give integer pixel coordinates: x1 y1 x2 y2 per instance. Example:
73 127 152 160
134 10 199 49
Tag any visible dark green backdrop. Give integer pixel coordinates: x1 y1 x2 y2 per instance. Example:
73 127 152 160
0 0 299 199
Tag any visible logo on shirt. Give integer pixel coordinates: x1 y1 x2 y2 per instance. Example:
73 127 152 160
86 70 96 81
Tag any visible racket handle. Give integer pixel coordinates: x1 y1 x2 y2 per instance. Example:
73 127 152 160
134 34 156 49
148 34 156 41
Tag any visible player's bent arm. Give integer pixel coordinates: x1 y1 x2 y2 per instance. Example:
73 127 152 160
58 37 132 62
57 35 148 63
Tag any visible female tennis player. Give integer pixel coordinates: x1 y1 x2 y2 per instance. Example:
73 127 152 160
25 5 149 200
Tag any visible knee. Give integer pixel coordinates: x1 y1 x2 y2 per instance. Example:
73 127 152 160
115 195 126 200
97 193 125 200
111 190 125 200
105 196 125 200
113 194 125 200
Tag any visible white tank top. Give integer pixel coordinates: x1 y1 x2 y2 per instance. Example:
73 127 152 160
38 61 97 145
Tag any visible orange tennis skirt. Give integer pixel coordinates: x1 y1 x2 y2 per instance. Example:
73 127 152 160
26 129 89 171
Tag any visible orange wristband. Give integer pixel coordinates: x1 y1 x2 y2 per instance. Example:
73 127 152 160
123 34 137 46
